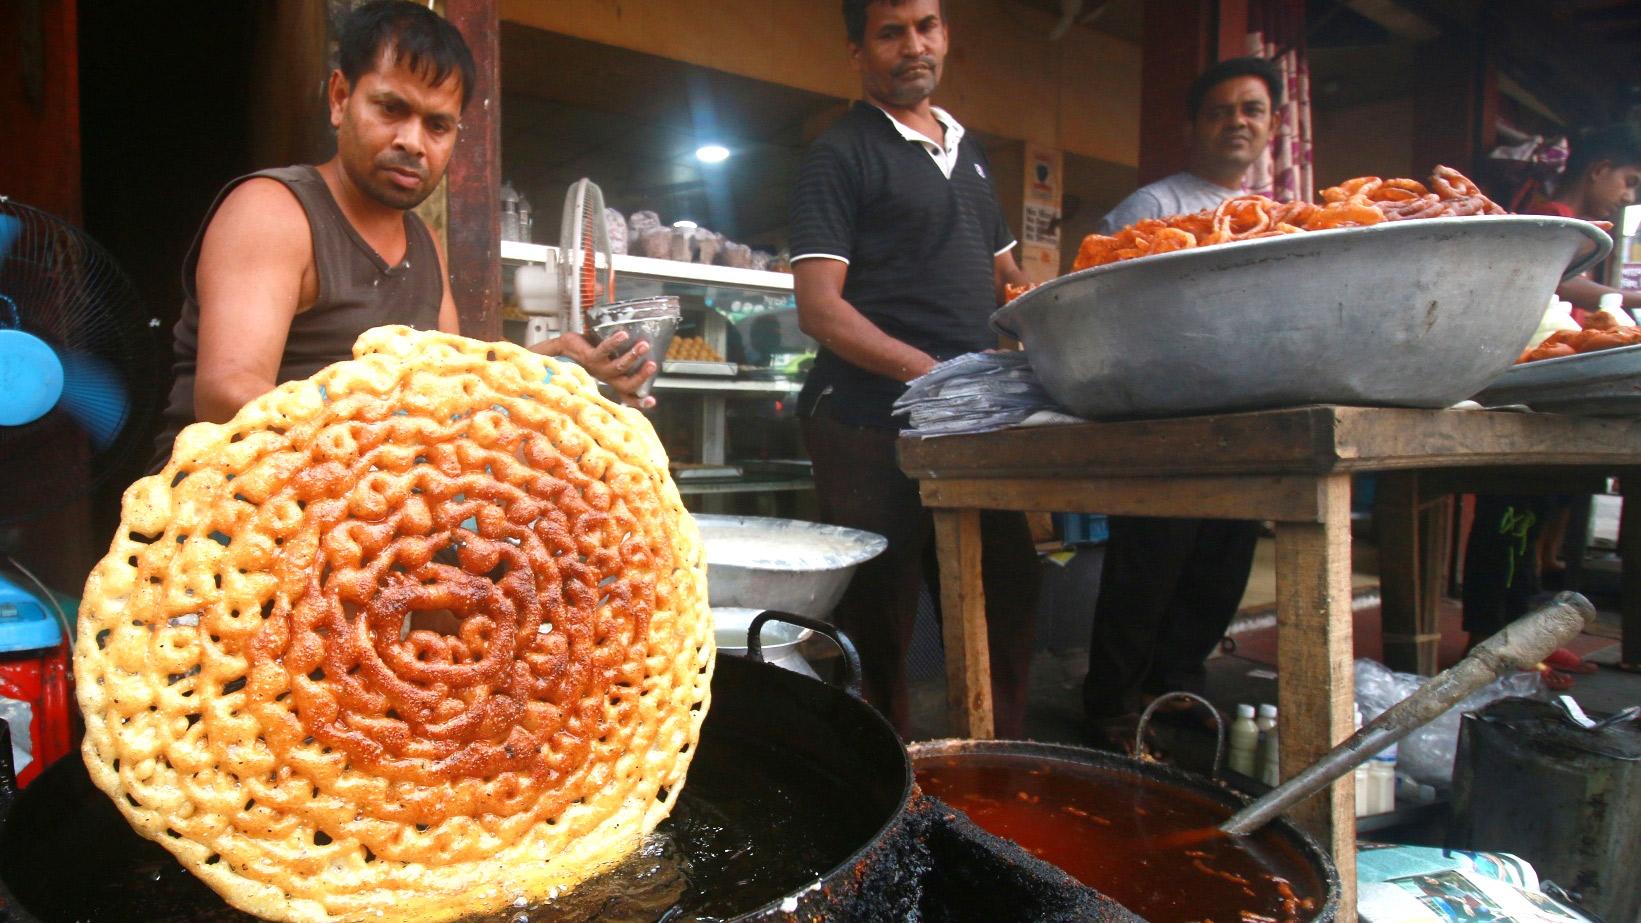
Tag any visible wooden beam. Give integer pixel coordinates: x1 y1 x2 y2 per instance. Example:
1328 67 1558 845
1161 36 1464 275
1622 470 1641 668
934 509 994 738
1375 472 1426 673
1274 474 1357 910
899 408 1641 483
1138 0 1214 185
0 0 81 222
918 475 1329 522
444 0 503 341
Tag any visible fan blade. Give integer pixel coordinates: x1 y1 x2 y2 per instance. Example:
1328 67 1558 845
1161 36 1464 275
0 214 20 262
54 348 130 450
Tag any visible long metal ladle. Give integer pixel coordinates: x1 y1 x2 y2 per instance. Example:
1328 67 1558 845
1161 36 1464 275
1217 591 1595 837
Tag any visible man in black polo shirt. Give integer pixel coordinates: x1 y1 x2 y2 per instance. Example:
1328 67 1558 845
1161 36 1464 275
788 0 1038 736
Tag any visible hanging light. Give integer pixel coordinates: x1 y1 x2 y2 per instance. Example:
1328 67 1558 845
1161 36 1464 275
695 144 730 164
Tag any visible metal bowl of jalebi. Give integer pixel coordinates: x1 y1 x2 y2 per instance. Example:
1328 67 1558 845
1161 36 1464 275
992 215 1611 420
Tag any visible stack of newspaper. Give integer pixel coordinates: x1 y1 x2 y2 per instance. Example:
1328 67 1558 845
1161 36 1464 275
1358 845 1593 923
893 351 1080 437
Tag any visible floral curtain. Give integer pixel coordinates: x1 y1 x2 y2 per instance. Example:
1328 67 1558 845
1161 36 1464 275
1242 0 1314 203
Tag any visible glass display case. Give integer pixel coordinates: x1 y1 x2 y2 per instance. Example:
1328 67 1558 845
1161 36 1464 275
500 240 815 513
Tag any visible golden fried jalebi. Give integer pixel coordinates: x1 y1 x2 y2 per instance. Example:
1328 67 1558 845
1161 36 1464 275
77 327 713 923
1072 166 1506 271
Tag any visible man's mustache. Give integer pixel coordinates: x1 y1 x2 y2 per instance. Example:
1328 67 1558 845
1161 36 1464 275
893 57 938 78
378 153 427 177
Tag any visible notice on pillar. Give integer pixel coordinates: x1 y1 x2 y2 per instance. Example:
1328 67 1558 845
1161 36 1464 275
1022 144 1062 284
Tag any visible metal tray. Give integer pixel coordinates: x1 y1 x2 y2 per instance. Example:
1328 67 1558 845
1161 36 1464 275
1473 344 1641 416
992 215 1611 420
662 358 737 376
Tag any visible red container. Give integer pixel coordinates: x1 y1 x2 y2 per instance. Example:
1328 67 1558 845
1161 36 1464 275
0 642 76 787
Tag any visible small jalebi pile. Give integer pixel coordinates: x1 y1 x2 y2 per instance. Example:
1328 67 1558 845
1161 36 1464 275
1071 166 1506 272
1518 309 1641 363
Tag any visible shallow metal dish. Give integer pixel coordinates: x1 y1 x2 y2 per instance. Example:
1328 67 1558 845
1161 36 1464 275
993 216 1611 420
696 514 888 619
1474 343 1641 416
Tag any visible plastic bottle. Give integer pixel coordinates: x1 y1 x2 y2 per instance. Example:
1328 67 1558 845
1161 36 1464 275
1255 704 1280 786
1597 292 1636 327
1367 743 1398 814
1228 704 1259 777
1353 706 1371 817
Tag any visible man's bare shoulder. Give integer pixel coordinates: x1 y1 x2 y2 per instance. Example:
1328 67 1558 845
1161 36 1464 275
202 177 311 257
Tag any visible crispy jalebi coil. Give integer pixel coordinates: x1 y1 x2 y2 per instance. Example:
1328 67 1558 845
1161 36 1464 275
76 326 713 923
1072 167 1510 270
1319 166 1505 221
1517 315 1641 363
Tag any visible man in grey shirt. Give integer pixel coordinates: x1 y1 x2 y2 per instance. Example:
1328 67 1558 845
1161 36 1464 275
1084 57 1282 746
1097 57 1281 234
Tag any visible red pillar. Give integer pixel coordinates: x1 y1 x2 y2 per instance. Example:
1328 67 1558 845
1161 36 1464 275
444 0 503 341
1137 0 1251 187
0 0 81 223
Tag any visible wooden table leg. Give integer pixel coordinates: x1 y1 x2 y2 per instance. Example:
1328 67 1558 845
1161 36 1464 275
1622 472 1640 668
1375 473 1421 673
1377 473 1448 675
1275 474 1357 918
933 508 994 738
1416 495 1453 673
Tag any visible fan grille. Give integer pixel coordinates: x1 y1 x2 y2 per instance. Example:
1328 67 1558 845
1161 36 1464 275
0 198 162 525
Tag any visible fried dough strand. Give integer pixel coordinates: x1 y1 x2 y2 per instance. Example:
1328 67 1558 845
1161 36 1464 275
1072 166 1507 271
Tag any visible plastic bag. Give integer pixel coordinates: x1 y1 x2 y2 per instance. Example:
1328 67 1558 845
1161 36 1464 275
605 207 628 255
1354 658 1545 787
694 232 724 265
635 226 673 259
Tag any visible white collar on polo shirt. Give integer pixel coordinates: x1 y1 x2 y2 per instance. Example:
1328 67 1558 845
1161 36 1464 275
868 102 966 179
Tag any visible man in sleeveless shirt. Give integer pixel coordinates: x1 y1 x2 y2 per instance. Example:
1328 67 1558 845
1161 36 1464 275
789 0 1039 737
154 1 653 463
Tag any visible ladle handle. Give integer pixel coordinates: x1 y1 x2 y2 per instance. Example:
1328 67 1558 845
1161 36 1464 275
747 611 864 699
1219 591 1594 837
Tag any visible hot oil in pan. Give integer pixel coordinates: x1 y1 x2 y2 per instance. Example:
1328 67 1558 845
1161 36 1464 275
463 732 878 922
3 731 875 923
916 754 1323 923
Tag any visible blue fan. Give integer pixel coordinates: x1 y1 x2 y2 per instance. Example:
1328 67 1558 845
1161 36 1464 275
0 199 161 525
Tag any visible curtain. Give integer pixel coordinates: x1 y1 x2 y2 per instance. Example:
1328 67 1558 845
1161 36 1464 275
1243 0 1314 202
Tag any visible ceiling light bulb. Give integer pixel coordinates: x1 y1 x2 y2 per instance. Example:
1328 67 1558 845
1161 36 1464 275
695 145 730 164
672 219 698 230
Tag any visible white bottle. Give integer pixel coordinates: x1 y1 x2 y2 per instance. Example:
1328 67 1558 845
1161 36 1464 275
1228 704 1259 777
1353 706 1371 817
1597 292 1637 327
1367 743 1398 814
1255 704 1280 786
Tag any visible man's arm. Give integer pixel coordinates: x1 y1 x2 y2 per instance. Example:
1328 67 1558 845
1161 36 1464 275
993 245 1030 303
192 179 311 424
1557 275 1641 314
532 332 658 409
794 258 935 383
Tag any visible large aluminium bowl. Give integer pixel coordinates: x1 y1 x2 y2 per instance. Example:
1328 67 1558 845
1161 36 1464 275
993 215 1612 420
695 514 888 619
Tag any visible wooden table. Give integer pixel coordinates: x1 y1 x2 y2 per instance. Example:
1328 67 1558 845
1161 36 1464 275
898 405 1641 917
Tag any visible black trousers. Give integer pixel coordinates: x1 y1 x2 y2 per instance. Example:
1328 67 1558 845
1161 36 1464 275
1082 516 1260 721
802 414 1039 737
1461 494 1549 639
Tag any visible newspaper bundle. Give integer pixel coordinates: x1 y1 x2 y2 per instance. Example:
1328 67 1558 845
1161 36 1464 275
1357 845 1593 923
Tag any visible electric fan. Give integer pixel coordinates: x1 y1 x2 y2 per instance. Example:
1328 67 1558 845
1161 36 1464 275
515 178 614 347
0 196 162 527
0 197 159 783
